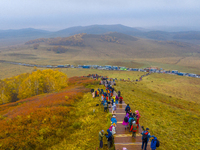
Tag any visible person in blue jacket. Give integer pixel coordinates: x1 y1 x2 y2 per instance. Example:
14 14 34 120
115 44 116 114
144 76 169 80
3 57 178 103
141 127 152 150
111 115 117 124
106 129 112 149
151 135 157 150
125 104 131 114
128 115 134 129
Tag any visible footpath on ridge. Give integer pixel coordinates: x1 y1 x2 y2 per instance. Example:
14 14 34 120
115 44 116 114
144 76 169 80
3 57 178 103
107 82 151 150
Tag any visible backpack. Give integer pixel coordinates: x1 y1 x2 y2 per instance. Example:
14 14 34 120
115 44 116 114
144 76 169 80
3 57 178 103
124 117 128 122
126 107 130 111
143 131 149 142
129 118 133 125
156 139 160 147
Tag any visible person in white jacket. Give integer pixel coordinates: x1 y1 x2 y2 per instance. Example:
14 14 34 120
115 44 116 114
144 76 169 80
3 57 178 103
111 123 116 135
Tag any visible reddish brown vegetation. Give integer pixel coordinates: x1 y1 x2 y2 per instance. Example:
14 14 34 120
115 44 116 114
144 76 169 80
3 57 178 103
0 77 95 150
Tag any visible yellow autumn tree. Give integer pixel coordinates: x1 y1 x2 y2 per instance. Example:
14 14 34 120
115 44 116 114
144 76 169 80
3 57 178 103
18 69 68 99
0 80 10 104
4 73 29 102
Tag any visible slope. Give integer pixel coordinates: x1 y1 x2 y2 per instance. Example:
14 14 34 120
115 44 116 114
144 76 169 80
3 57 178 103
1 32 200 73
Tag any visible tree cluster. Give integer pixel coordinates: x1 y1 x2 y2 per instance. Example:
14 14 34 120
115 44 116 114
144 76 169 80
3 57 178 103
0 69 68 104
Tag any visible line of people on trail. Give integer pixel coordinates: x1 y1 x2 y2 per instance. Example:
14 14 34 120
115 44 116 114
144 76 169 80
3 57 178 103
98 80 122 149
87 74 102 80
122 104 160 150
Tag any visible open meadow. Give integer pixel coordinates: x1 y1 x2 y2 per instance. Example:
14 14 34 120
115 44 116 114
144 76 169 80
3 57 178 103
114 73 200 150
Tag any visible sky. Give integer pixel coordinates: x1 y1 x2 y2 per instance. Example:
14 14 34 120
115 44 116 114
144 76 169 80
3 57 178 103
0 0 200 31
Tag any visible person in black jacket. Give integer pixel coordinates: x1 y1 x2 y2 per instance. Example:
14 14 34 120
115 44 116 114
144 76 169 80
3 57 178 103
125 104 131 114
105 129 112 149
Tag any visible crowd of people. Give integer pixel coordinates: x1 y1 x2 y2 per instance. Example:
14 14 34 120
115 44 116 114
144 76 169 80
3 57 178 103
96 78 121 149
122 104 159 150
90 76 160 150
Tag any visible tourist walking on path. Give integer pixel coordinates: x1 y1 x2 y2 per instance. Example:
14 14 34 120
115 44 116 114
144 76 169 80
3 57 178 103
112 103 116 114
106 129 112 149
99 130 104 148
128 115 134 129
151 135 158 150
141 127 151 150
111 123 116 135
111 115 117 124
125 104 131 114
115 95 119 104
132 113 137 122
104 101 108 112
109 123 116 135
101 94 104 102
119 96 123 104
122 113 129 129
130 121 137 138
135 110 141 128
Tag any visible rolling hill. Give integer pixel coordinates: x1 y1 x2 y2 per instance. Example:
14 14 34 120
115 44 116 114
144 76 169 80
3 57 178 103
1 31 199 74
1 24 200 46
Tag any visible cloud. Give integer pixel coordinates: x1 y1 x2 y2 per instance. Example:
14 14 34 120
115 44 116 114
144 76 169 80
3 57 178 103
0 0 200 30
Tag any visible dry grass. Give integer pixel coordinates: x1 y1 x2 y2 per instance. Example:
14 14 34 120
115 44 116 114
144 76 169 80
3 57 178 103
1 34 200 75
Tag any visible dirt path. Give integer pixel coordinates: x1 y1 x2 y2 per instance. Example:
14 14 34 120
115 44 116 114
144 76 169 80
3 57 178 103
109 91 151 150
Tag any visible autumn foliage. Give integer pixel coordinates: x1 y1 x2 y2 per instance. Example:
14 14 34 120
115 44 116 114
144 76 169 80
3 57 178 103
0 69 68 104
0 76 95 150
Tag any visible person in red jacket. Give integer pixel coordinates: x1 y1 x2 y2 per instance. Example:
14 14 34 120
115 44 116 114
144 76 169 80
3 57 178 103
135 110 141 128
119 96 123 104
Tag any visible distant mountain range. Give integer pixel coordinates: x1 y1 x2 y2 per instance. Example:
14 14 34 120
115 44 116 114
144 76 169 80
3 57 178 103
0 24 200 45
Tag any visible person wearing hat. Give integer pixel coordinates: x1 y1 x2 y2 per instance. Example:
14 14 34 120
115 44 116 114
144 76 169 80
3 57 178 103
111 114 117 125
141 127 152 150
98 130 104 148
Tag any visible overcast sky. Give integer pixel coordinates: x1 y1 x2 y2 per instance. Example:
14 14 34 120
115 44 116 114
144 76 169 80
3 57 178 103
0 0 200 31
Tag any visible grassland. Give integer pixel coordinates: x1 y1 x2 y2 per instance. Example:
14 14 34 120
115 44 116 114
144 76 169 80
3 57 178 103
0 32 200 76
0 63 34 79
114 73 200 150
